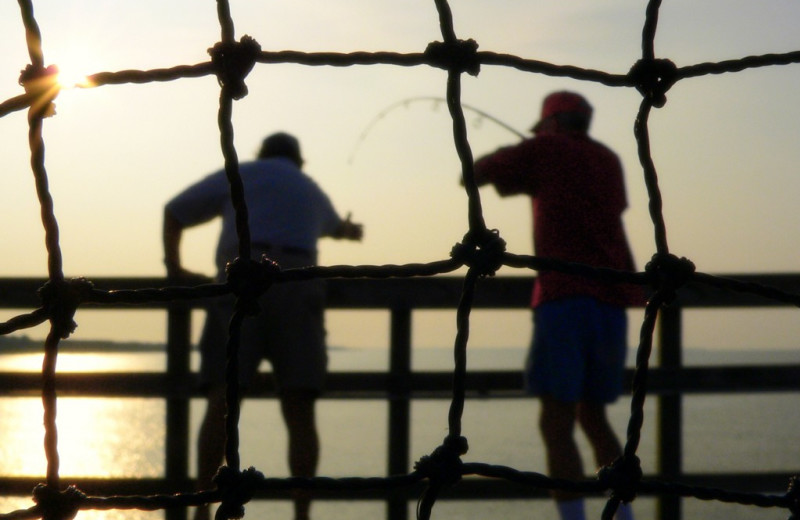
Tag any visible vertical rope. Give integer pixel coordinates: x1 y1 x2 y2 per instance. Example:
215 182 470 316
434 0 487 239
603 3 669 514
19 0 67 497
624 296 662 459
433 0 458 44
17 0 44 68
27 101 63 281
642 0 662 61
216 0 236 44
633 100 670 255
447 269 479 439
214 0 249 487
41 329 61 489
223 309 245 474
446 70 487 239
433 0 479 449
635 0 671 256
216 92 252 263
19 0 63 281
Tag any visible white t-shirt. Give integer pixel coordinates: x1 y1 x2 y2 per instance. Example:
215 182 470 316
166 157 342 273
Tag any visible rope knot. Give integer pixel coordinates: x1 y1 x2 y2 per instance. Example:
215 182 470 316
786 476 800 520
597 455 642 504
414 435 468 489
645 253 695 303
38 278 94 339
450 229 506 277
628 58 678 108
425 39 480 76
212 466 264 520
225 257 277 315
208 35 261 100
18 64 60 118
32 484 86 520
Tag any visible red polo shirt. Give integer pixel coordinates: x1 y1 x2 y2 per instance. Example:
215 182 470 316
475 132 642 308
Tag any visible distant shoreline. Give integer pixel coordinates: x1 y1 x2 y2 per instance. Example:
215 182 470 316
0 335 166 353
1 336 798 364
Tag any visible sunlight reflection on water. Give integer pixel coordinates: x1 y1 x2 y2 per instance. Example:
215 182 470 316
0 349 797 520
0 397 164 478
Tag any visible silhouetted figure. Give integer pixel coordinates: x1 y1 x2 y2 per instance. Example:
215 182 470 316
163 132 363 520
473 92 641 520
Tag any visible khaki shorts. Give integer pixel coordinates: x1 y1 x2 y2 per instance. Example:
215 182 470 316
199 249 328 392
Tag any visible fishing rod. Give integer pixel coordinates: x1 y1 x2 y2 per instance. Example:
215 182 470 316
348 96 526 164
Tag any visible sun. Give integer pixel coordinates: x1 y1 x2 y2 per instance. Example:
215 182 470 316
52 50 97 89
56 66 92 89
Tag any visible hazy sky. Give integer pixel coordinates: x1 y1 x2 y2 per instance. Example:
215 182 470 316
2 1 800 348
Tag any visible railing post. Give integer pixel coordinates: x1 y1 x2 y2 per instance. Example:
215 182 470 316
387 306 412 520
166 301 193 520
656 304 682 520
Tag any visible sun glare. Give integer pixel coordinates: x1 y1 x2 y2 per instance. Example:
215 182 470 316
53 52 97 88
56 66 93 89
56 68 91 89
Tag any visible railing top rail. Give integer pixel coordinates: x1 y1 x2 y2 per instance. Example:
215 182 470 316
0 274 799 309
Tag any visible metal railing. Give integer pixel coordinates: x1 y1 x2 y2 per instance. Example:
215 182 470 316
1 275 799 520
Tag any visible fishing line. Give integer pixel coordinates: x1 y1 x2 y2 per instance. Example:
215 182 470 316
347 96 526 165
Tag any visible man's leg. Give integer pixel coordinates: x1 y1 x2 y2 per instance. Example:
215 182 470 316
279 389 320 520
576 402 623 468
539 396 586 520
194 384 228 520
577 402 634 520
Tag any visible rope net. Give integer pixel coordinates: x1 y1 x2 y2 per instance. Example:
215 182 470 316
1 1 800 519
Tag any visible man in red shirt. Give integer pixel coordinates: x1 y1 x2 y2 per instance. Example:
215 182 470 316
473 91 639 520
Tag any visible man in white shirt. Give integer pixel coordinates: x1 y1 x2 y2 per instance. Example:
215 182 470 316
164 132 362 520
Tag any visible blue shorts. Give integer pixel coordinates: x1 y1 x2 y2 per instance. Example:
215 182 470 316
524 297 628 403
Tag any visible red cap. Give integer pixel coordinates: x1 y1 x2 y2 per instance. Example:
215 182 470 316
532 91 593 132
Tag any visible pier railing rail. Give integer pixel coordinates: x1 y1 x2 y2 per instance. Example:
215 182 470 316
1 274 799 520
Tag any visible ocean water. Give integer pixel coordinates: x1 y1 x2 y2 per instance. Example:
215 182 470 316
0 346 798 520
